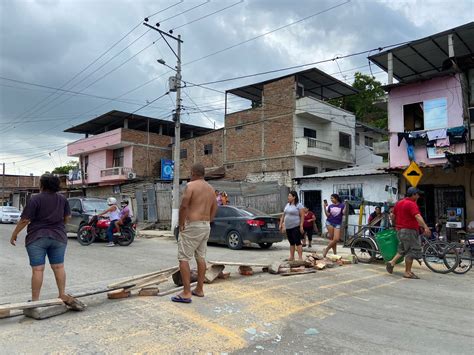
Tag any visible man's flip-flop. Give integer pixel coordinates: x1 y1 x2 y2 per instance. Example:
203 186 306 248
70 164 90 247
192 290 204 298
386 263 394 274
403 274 420 279
171 295 192 303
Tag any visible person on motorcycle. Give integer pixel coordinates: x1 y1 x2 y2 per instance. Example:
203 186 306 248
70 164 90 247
98 197 120 247
115 199 131 233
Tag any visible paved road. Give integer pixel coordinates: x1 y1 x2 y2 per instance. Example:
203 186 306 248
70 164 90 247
1 223 473 354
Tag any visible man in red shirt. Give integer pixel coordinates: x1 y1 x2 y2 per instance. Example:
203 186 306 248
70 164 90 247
386 187 431 279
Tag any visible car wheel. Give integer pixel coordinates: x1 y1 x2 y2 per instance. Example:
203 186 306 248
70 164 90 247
258 242 273 249
226 230 243 250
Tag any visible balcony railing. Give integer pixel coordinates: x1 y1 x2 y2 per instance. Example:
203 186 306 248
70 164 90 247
306 137 332 151
100 167 133 177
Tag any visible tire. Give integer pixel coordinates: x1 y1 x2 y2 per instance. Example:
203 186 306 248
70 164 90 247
423 241 459 274
226 230 243 250
77 227 95 246
451 245 472 275
350 239 376 263
117 227 135 246
258 242 273 249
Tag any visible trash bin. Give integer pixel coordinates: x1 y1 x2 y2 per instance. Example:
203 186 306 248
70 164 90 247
376 230 402 263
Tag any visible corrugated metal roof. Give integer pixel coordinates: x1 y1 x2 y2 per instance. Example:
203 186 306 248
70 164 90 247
295 163 389 180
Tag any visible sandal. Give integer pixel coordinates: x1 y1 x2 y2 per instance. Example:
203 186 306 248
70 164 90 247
403 273 420 279
386 263 394 274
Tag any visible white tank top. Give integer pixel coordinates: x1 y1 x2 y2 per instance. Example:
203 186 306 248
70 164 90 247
109 206 120 221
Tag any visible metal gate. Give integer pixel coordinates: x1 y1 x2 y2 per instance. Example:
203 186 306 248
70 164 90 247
135 187 158 223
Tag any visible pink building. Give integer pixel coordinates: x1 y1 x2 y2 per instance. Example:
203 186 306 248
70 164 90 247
369 22 474 230
65 110 212 191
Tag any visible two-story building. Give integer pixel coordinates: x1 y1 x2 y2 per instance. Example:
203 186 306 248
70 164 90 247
355 122 387 165
180 68 364 186
369 22 474 227
65 110 212 197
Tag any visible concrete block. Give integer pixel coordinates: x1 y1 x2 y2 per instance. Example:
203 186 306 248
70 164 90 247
217 271 231 279
138 287 159 296
268 261 281 274
23 305 69 320
238 266 253 276
107 289 131 299
205 265 225 284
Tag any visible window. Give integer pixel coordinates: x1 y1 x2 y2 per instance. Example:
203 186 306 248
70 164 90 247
204 144 213 155
364 136 374 148
215 206 239 218
339 132 351 149
304 128 317 139
180 149 187 159
333 183 363 208
112 148 124 167
68 199 81 212
355 133 360 146
303 166 318 176
403 97 447 131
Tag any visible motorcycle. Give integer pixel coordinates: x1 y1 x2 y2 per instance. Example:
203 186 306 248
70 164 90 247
77 215 136 246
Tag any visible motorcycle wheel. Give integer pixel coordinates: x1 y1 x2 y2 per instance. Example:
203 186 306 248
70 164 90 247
77 227 95 246
117 227 135 246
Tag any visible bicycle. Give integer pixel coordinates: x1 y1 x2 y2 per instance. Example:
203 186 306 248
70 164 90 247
421 235 459 274
449 234 473 274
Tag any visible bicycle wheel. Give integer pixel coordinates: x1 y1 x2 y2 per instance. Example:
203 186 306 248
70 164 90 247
423 242 458 274
452 246 472 275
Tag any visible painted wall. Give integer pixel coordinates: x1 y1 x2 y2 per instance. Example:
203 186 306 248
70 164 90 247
87 150 108 183
297 174 399 234
356 145 383 165
388 75 465 168
67 128 123 156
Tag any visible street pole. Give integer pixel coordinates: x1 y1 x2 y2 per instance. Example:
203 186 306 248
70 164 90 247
143 20 183 230
1 163 5 206
171 35 182 231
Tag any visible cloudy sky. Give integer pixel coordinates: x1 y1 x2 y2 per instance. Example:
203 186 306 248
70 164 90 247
0 0 472 175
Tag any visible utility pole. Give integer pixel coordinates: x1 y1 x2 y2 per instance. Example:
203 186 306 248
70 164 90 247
143 19 183 230
1 163 5 206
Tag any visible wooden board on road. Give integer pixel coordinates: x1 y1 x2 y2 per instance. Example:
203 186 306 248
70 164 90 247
280 270 316 276
208 261 270 267
0 299 64 312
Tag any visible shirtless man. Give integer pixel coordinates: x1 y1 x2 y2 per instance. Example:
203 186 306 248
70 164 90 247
171 163 217 303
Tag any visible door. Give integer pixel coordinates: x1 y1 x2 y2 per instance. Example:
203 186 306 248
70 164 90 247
67 198 83 233
303 190 322 232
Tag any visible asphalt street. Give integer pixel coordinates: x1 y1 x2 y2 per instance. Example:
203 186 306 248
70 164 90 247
0 222 473 354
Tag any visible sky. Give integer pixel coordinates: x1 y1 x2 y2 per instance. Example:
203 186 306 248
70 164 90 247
0 0 473 175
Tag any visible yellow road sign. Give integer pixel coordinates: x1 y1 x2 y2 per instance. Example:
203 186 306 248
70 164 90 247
403 161 423 187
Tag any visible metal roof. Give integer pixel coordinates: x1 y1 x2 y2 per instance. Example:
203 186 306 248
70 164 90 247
295 163 389 180
369 22 474 83
355 122 388 135
226 67 358 102
64 110 214 137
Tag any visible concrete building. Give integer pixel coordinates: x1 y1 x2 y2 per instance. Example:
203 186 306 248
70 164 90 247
355 122 387 165
180 68 359 186
65 110 212 197
0 174 40 208
369 21 474 227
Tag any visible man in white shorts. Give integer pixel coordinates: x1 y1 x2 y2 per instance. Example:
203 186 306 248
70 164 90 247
171 163 217 303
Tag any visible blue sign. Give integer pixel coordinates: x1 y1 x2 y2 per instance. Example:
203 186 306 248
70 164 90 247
161 159 174 180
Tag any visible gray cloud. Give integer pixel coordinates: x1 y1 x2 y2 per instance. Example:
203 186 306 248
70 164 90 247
0 0 472 174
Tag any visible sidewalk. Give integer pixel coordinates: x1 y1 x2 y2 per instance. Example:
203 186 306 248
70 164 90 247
137 229 174 238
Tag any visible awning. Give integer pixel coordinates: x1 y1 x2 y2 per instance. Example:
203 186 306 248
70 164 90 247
369 22 474 83
227 67 358 102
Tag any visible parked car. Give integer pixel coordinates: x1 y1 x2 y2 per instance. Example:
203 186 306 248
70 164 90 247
175 205 284 250
66 197 109 236
0 206 21 224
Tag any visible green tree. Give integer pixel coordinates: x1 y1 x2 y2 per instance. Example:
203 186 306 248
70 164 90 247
330 72 387 129
52 160 79 175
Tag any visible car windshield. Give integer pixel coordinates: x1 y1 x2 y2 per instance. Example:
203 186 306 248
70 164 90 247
237 207 267 217
82 200 108 212
2 207 20 213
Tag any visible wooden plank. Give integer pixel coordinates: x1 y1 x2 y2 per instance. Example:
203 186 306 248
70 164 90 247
128 277 169 291
208 261 269 267
107 266 178 288
157 282 198 297
71 284 135 298
0 299 64 312
280 270 316 276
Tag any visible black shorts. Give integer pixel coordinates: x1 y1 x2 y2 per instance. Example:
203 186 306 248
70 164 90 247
286 227 302 246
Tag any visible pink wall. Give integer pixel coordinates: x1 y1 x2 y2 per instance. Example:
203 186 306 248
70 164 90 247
67 128 123 156
388 75 465 168
87 151 107 183
124 146 133 168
